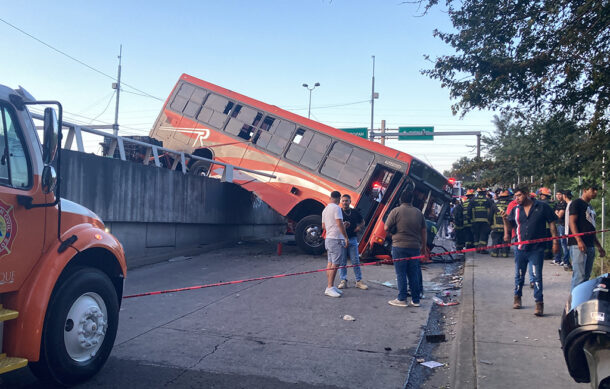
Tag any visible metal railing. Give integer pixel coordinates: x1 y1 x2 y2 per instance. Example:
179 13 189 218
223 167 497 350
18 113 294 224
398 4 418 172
31 114 275 183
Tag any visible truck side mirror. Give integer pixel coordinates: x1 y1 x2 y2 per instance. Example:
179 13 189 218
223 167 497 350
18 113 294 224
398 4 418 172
42 107 59 164
41 165 57 194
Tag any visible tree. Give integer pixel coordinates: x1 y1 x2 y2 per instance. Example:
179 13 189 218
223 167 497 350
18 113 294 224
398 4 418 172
421 0 610 134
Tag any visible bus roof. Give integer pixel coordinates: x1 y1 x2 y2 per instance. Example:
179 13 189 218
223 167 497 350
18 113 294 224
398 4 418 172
179 73 424 168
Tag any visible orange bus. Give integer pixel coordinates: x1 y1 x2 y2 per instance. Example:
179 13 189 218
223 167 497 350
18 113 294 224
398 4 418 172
150 74 452 257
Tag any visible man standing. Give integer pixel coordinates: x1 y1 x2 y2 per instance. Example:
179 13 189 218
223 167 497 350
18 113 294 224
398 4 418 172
568 183 606 290
553 190 570 266
462 189 475 249
384 190 427 307
321 191 349 298
563 190 574 270
503 186 559 316
338 194 368 290
537 187 555 261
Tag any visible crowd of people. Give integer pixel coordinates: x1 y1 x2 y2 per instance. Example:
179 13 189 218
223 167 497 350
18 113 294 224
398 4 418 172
450 183 606 316
320 181 606 318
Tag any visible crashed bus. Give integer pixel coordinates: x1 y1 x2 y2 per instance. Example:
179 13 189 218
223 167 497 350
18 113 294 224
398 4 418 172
150 74 452 257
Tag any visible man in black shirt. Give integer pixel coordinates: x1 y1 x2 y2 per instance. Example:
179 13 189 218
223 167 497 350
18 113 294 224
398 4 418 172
568 183 606 290
503 186 558 316
553 190 569 265
337 194 368 290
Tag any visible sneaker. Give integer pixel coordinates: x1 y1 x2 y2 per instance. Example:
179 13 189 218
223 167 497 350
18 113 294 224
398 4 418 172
563 263 572 272
325 287 341 297
388 299 407 307
338 280 348 289
355 280 368 290
332 286 343 295
409 301 421 307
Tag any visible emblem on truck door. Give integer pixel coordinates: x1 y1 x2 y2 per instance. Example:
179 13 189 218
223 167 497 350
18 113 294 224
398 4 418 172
0 200 17 257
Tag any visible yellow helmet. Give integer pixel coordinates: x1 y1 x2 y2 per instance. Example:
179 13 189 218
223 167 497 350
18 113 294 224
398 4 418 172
466 189 475 195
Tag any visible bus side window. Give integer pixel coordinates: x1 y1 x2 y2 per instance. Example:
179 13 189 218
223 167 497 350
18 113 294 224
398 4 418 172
321 141 374 188
169 83 195 113
225 105 260 141
196 93 232 129
286 128 329 170
255 118 294 155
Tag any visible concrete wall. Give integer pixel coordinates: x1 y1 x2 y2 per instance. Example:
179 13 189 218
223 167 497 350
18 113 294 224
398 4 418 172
60 150 285 267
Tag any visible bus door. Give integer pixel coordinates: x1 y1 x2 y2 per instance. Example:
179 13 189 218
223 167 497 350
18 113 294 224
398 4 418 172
356 165 402 251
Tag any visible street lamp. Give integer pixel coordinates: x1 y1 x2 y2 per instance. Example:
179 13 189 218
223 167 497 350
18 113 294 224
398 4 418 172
302 82 320 119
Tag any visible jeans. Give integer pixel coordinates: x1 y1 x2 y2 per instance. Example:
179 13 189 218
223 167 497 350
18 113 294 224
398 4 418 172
340 237 362 281
392 247 421 304
515 248 544 302
554 225 570 265
570 245 596 290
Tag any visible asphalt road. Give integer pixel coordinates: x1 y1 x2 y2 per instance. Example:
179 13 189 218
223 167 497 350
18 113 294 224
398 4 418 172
2 238 455 389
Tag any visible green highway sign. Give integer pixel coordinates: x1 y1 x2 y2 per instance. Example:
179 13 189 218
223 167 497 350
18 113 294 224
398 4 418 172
340 127 368 139
398 126 434 141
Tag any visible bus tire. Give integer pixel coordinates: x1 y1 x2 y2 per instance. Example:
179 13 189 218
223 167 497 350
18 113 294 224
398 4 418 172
189 160 210 176
295 215 325 255
30 268 119 386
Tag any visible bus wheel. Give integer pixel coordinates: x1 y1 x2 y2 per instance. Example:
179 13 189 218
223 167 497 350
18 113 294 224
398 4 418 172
295 215 325 255
189 160 210 176
30 268 119 386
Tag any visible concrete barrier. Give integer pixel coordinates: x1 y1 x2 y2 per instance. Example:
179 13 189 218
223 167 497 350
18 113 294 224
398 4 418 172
60 150 285 267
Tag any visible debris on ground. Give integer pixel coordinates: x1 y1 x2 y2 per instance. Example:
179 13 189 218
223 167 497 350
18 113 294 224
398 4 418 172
420 361 444 368
342 314 356 321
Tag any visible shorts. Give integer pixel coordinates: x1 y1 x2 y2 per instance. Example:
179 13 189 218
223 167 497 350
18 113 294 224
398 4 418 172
325 238 345 265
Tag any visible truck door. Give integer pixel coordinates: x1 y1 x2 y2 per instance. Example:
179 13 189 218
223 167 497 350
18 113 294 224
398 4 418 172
0 103 45 292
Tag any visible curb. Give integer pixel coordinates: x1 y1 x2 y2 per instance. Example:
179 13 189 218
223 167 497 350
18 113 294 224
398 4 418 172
450 253 477 388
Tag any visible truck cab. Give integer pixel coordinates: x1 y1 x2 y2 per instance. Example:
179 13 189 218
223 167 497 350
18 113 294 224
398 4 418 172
0 85 126 386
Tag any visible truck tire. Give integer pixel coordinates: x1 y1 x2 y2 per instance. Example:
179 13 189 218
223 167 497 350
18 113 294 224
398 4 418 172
295 215 325 255
189 160 210 176
30 268 119 386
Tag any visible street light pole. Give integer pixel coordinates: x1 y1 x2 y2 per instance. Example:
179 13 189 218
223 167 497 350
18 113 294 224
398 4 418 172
370 55 375 141
302 82 320 119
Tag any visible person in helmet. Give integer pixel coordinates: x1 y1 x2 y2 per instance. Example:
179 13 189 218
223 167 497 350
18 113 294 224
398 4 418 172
462 189 475 249
490 190 511 257
468 187 493 254
453 197 465 253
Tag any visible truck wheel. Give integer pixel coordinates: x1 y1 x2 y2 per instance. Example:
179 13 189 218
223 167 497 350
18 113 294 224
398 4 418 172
295 215 325 255
189 160 210 176
30 268 119 386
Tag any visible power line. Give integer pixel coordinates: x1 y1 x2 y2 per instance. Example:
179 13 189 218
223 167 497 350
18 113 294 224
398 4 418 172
0 17 163 102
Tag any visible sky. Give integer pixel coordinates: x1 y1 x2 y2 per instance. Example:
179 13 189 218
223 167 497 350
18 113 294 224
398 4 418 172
0 0 498 174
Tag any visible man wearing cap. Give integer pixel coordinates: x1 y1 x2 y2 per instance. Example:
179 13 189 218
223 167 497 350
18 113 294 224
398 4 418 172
553 190 570 266
568 183 606 290
503 185 559 316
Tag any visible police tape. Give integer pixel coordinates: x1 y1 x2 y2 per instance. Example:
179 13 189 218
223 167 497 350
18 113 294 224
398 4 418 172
123 228 609 299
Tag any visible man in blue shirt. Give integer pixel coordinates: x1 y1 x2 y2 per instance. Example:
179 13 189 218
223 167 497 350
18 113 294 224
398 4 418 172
503 186 559 316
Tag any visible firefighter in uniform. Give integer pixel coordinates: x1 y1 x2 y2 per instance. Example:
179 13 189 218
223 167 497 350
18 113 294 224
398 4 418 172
537 187 555 260
462 189 475 249
453 198 465 252
491 190 511 257
468 187 493 254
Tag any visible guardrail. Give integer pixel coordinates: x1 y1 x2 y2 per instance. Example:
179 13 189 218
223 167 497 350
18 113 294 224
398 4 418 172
31 114 275 183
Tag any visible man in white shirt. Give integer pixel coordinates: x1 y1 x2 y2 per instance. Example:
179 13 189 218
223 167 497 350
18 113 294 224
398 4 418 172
321 191 349 297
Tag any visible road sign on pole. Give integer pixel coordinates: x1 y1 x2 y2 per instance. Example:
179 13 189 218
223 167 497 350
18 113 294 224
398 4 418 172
340 127 368 139
398 126 434 141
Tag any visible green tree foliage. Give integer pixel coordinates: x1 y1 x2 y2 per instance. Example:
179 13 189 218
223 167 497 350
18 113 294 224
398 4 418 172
421 0 609 133
445 113 599 186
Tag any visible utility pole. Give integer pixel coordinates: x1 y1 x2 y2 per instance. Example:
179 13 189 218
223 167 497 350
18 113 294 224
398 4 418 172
380 120 386 146
369 55 376 142
112 45 122 136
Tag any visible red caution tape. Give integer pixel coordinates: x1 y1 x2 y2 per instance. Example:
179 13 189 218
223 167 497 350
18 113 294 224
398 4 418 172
123 229 609 299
